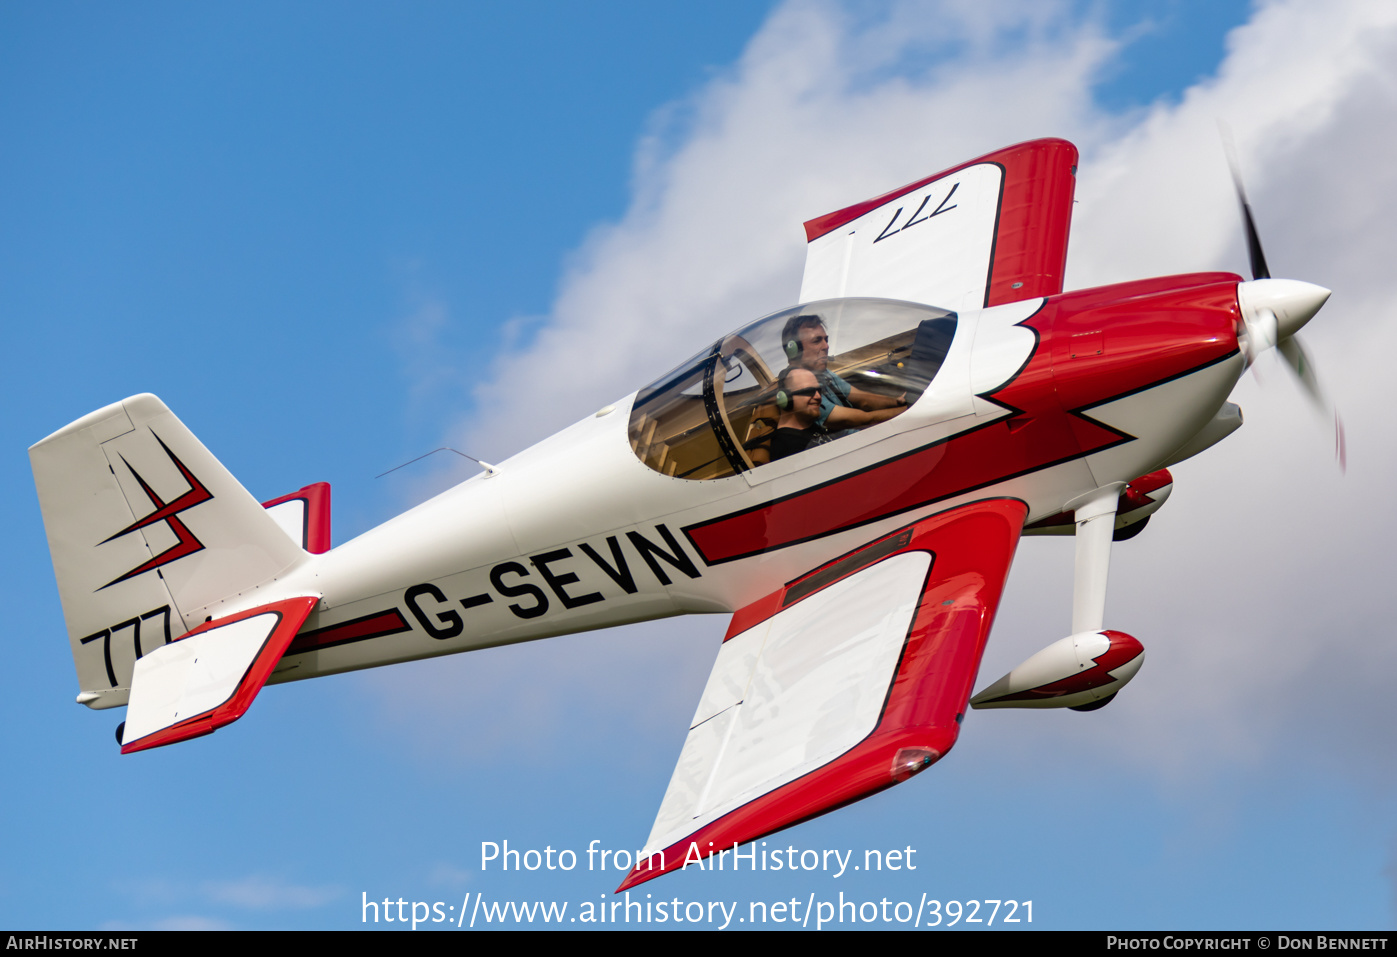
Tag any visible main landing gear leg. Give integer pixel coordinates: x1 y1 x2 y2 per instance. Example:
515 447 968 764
1069 483 1124 634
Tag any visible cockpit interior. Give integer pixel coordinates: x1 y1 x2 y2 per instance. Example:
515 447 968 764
628 299 958 480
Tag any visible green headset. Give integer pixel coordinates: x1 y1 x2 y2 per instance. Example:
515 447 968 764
778 315 826 410
782 313 824 362
782 312 821 363
775 369 819 411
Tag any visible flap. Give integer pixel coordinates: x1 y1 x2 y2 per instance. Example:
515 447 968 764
120 595 318 753
620 498 1027 890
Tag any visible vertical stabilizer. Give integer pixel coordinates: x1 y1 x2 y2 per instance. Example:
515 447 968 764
30 394 309 708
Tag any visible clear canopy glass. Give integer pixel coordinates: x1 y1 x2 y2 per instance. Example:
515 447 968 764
628 299 957 480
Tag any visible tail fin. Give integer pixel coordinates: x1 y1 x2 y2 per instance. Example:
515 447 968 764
30 394 309 709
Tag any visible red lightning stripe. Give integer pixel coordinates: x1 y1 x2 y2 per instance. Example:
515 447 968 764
98 434 213 590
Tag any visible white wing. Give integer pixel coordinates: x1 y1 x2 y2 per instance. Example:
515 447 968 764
799 138 1078 312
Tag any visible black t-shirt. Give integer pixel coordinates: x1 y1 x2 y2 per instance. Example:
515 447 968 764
770 426 817 461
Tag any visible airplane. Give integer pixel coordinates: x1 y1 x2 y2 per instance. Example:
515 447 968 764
28 138 1333 891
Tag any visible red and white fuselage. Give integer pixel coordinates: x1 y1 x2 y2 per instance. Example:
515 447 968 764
263 272 1250 683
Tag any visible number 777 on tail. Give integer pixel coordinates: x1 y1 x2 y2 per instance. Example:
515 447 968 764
30 138 1331 890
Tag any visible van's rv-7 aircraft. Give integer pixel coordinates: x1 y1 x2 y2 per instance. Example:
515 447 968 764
30 139 1332 890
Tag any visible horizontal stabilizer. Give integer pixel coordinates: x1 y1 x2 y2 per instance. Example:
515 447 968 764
620 498 1026 891
120 596 318 753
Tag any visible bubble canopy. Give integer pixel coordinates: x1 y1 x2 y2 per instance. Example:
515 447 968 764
628 298 958 480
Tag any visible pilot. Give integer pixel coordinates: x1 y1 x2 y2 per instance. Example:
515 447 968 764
781 313 911 432
768 368 827 461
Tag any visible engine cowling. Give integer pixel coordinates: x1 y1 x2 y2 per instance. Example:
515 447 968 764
969 630 1144 710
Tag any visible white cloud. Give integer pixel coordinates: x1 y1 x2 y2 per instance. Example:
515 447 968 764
374 0 1397 804
1069 0 1397 289
1044 0 1397 780
102 873 342 930
457 0 1116 460
426 862 474 889
202 875 343 910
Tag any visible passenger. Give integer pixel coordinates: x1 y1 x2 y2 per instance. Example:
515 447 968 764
769 368 826 461
781 314 911 432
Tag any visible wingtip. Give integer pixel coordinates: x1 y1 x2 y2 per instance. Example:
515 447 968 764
616 853 672 893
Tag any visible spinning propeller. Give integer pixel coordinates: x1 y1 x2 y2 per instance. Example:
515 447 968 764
1223 132 1344 469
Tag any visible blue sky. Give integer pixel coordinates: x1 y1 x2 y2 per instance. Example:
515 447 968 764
5 0 1396 931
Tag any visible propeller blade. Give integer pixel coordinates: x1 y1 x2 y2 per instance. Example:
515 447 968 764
1336 411 1347 474
1276 336 1322 405
1220 124 1342 473
1236 187 1271 282
1220 125 1271 281
1277 335 1347 473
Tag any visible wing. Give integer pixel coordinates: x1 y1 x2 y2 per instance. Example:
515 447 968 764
798 138 1077 313
618 498 1027 891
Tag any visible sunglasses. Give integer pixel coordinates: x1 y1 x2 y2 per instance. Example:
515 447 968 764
787 387 821 398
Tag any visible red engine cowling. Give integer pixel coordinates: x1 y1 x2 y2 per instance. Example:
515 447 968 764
969 630 1144 711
